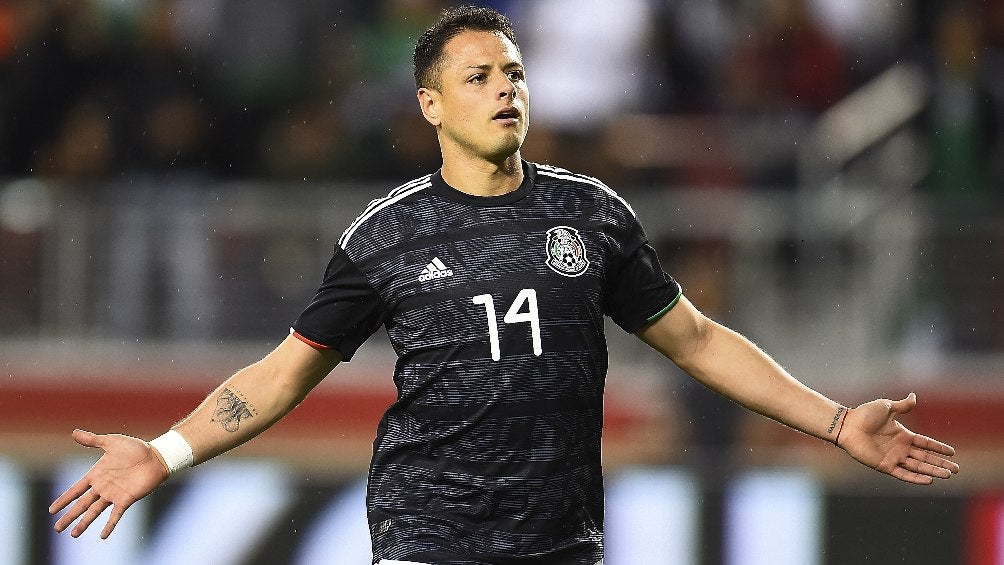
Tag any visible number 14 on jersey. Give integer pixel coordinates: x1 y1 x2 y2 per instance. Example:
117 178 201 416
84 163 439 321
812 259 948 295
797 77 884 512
471 289 543 361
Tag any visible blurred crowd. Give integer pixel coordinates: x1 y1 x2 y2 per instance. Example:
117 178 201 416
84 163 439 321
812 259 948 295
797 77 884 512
1 0 1002 193
1 0 1003 353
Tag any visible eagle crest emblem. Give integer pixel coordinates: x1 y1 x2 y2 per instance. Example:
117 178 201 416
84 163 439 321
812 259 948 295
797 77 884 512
545 226 589 277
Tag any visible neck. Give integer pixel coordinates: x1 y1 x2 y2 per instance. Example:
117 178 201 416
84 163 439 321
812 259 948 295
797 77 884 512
440 152 524 197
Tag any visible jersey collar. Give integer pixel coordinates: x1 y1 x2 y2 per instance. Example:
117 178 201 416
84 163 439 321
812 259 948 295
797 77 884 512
430 160 536 207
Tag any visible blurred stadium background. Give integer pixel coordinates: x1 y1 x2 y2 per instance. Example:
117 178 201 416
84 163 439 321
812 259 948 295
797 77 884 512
1 0 1003 563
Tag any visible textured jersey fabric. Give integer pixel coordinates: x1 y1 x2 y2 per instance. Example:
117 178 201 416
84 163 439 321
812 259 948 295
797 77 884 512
293 161 681 564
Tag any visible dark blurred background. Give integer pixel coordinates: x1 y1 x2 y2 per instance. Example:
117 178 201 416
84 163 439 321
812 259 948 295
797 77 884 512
1 1 1003 563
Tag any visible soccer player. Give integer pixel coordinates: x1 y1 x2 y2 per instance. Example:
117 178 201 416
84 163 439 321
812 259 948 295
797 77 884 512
49 6 959 565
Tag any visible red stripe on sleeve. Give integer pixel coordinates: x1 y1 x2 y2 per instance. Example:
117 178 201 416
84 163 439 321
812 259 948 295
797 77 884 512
291 330 333 350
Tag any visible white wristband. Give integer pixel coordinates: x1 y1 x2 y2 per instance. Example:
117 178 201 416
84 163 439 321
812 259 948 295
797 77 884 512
149 430 195 474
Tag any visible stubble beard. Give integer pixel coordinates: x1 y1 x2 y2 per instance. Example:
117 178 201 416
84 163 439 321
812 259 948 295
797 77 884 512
442 125 526 168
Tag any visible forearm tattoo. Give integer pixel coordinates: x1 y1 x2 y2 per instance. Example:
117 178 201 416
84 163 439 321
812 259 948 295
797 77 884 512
212 387 256 433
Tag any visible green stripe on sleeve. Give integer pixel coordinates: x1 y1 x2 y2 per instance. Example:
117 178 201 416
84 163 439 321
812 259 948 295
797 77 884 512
646 292 682 324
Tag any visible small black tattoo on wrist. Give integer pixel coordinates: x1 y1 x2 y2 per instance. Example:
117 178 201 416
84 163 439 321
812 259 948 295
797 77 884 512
213 388 255 433
827 406 847 435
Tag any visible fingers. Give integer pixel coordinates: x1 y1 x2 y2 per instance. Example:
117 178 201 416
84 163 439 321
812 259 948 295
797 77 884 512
71 429 104 449
100 506 129 539
888 466 935 485
69 498 112 538
883 440 960 485
52 490 102 534
52 488 129 539
912 433 957 457
50 430 106 515
910 446 961 475
900 454 956 480
888 392 918 415
49 476 93 515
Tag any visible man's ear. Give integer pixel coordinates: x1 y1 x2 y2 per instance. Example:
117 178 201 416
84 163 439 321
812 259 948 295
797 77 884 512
417 87 442 127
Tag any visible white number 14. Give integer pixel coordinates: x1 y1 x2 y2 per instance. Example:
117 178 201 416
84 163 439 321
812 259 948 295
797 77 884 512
472 288 543 361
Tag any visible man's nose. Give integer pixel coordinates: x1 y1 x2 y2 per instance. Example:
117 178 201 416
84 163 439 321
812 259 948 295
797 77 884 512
498 76 516 99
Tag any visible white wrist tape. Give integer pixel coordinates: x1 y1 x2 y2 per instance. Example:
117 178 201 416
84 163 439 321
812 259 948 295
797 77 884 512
149 430 194 474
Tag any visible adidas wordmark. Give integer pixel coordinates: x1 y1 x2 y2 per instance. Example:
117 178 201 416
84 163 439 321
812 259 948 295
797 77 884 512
419 257 454 282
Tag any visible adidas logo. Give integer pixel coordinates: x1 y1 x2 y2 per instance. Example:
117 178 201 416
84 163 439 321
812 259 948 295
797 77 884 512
419 257 454 282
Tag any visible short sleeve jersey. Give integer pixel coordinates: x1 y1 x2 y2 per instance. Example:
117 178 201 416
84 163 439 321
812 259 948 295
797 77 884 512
293 161 681 565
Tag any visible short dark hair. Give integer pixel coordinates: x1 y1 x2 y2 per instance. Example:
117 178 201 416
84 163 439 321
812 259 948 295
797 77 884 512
413 5 520 90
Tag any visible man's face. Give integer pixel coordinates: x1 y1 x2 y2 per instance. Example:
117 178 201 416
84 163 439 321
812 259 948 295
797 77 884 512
419 30 529 165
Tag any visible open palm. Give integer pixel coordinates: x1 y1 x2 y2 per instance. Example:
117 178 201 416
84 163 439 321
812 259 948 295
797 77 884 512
49 429 170 539
838 393 960 484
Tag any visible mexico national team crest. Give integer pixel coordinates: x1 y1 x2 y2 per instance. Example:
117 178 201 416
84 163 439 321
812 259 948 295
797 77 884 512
545 226 590 277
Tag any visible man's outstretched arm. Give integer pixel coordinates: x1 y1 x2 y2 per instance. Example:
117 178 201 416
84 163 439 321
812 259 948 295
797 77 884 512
636 295 960 484
48 335 341 539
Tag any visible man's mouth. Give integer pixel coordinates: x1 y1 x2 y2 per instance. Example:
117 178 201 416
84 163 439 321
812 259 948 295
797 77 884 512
493 108 521 123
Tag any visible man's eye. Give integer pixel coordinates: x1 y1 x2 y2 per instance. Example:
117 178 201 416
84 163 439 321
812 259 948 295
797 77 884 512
507 70 525 82
469 74 486 84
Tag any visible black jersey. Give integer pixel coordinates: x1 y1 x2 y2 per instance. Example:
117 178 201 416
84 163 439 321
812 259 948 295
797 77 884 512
293 161 681 564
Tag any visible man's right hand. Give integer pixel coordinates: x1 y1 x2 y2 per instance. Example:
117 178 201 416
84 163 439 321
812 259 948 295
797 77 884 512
49 429 171 539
